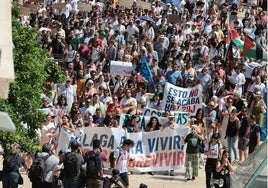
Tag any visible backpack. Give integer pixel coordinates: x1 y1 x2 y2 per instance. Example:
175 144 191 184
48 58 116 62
255 125 267 141
86 150 102 179
260 126 267 141
3 154 19 173
63 152 78 178
109 148 122 168
28 153 51 182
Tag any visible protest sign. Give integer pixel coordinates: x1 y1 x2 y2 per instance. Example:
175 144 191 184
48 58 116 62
77 3 92 12
19 7 31 16
160 83 203 116
110 61 133 76
118 0 133 9
53 3 67 10
77 127 189 172
136 1 151 10
23 4 38 12
167 14 180 24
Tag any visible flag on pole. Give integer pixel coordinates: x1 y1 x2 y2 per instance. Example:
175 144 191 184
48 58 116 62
242 35 268 60
140 56 153 81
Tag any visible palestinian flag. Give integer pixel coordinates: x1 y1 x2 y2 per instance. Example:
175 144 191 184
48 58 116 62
224 25 244 60
225 40 240 60
242 35 268 60
229 25 243 50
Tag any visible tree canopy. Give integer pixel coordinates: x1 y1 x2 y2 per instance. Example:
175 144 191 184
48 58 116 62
0 7 64 153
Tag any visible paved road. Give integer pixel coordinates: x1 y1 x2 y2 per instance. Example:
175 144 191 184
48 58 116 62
0 153 206 188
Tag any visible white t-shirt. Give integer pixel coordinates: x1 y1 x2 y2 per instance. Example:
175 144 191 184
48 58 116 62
204 142 221 159
114 148 129 173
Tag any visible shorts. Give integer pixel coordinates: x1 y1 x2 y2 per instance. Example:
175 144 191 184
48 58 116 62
238 138 248 151
119 172 129 186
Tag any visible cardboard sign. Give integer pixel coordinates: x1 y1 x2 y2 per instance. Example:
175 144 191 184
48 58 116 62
136 1 151 10
30 0 44 3
53 2 67 9
110 61 133 76
167 14 180 24
23 4 38 12
19 7 31 16
118 0 133 9
77 3 92 12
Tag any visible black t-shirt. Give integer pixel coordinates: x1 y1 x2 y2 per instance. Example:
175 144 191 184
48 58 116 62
216 161 230 188
226 119 238 138
239 116 250 138
185 133 201 154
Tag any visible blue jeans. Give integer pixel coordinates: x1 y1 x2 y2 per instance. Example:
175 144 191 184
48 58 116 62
2 172 20 188
227 136 238 161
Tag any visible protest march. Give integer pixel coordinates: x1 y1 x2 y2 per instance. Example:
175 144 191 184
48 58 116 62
2 0 267 187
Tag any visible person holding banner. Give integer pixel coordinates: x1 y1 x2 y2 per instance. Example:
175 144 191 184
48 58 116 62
123 115 140 133
183 124 204 181
145 116 162 132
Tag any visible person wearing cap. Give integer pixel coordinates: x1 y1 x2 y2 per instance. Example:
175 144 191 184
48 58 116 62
225 108 240 163
31 143 59 188
183 124 204 181
62 141 84 188
249 90 266 126
248 115 261 154
204 133 221 188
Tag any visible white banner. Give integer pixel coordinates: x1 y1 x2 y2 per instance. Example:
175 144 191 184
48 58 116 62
79 127 190 172
110 61 133 76
160 83 203 116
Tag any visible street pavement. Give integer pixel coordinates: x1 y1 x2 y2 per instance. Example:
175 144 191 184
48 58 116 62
0 155 206 188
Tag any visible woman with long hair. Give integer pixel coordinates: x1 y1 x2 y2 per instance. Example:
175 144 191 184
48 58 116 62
225 108 240 163
215 150 234 188
145 116 162 132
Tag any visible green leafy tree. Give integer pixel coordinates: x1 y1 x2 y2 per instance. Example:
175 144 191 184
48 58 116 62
0 6 64 153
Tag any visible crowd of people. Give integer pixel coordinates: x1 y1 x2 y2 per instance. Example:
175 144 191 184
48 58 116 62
2 0 268 187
